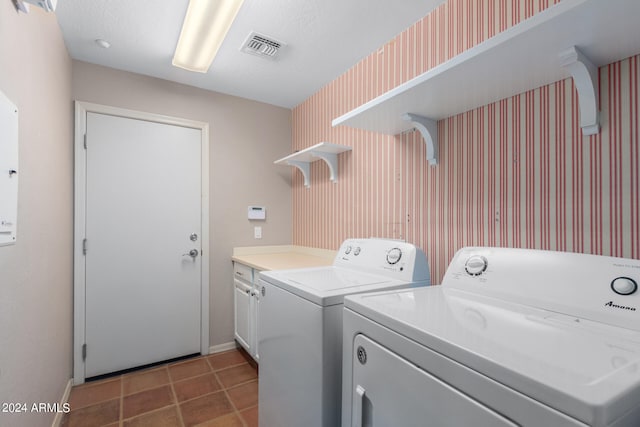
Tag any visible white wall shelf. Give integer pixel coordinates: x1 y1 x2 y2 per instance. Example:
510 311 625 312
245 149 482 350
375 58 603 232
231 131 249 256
332 0 640 164
275 142 352 188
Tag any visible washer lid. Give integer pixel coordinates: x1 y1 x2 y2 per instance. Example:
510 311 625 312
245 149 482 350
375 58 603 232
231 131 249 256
260 266 422 306
345 286 640 426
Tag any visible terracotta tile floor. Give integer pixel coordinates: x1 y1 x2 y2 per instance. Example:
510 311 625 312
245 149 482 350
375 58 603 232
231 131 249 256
62 348 258 427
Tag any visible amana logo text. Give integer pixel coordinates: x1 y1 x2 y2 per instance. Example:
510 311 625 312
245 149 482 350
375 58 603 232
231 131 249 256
604 301 637 311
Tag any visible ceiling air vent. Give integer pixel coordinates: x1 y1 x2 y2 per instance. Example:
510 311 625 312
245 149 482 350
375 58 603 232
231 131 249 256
240 32 284 59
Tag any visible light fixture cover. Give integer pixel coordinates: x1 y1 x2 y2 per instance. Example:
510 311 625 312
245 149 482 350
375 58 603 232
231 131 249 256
172 0 244 73
15 0 57 12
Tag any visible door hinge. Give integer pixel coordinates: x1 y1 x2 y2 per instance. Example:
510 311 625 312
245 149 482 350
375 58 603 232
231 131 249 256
83 134 87 149
82 344 87 361
82 238 87 255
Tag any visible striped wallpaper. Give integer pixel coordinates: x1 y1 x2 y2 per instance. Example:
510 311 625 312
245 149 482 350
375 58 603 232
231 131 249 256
291 0 640 284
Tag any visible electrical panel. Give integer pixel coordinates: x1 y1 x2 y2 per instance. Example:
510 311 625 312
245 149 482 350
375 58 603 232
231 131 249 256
0 90 18 246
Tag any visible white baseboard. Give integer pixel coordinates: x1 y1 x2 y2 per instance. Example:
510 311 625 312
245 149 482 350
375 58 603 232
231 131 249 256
51 379 73 427
208 341 238 354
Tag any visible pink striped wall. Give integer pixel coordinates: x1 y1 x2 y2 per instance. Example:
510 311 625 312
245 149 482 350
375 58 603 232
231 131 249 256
291 0 640 284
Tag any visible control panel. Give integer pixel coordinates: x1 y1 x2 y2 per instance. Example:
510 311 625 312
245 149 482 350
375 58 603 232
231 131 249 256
443 247 640 331
333 238 430 283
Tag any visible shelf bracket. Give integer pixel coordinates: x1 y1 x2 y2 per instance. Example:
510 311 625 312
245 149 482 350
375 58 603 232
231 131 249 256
559 46 599 135
402 113 438 166
310 151 339 183
287 160 311 188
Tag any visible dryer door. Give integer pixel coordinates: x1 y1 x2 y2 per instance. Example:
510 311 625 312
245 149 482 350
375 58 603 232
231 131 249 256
350 334 518 427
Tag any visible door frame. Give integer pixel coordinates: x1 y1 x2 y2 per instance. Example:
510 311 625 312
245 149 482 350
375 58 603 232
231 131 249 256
73 101 210 384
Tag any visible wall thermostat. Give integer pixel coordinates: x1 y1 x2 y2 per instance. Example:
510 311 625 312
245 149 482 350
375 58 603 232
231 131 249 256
248 206 266 220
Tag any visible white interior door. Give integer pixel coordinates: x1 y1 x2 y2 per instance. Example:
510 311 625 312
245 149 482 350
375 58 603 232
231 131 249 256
84 112 203 378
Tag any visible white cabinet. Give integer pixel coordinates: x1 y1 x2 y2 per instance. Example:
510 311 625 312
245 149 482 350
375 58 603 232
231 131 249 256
234 278 251 350
233 261 260 361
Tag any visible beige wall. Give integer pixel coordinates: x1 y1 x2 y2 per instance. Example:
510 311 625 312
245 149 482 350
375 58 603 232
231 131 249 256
71 61 293 348
0 4 73 427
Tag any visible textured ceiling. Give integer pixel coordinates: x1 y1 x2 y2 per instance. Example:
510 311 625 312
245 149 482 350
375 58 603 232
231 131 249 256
56 0 444 108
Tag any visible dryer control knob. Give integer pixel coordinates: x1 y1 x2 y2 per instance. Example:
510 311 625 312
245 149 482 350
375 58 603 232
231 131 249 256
465 255 488 276
345 245 352 255
386 248 402 264
611 277 638 295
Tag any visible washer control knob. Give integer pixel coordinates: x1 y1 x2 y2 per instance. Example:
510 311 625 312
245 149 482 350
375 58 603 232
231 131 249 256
611 277 638 296
465 255 488 276
354 247 361 256
344 245 352 255
386 248 402 265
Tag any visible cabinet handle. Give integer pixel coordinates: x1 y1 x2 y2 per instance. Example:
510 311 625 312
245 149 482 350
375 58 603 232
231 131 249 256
245 289 250 295
236 271 243 276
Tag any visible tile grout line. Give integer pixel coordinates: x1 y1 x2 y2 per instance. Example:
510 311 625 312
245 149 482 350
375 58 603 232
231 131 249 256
67 351 256 427
119 374 124 427
218 370 248 427
120 364 178 425
67 377 121 412
207 354 249 427
206 356 242 426
168 365 186 427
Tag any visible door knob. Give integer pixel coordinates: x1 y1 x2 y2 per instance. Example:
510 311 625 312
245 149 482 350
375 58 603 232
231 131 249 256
183 249 199 258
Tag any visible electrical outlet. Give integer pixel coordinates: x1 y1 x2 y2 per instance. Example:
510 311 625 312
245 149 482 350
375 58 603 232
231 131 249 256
254 226 262 239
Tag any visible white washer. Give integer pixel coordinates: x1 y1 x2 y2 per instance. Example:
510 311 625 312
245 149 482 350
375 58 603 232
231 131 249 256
343 247 640 427
258 238 430 427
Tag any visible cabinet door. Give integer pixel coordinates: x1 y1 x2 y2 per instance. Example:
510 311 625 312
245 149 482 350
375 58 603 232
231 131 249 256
234 279 251 352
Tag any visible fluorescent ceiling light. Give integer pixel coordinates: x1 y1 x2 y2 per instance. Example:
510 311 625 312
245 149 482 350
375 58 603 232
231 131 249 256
172 0 244 73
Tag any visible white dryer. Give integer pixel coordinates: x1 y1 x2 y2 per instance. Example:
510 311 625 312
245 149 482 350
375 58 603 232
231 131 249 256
342 247 640 427
258 238 430 427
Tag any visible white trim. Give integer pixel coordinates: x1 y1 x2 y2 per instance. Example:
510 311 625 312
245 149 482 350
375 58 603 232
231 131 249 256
73 101 211 384
209 341 239 354
72 102 87 385
50 379 73 427
200 117 210 358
